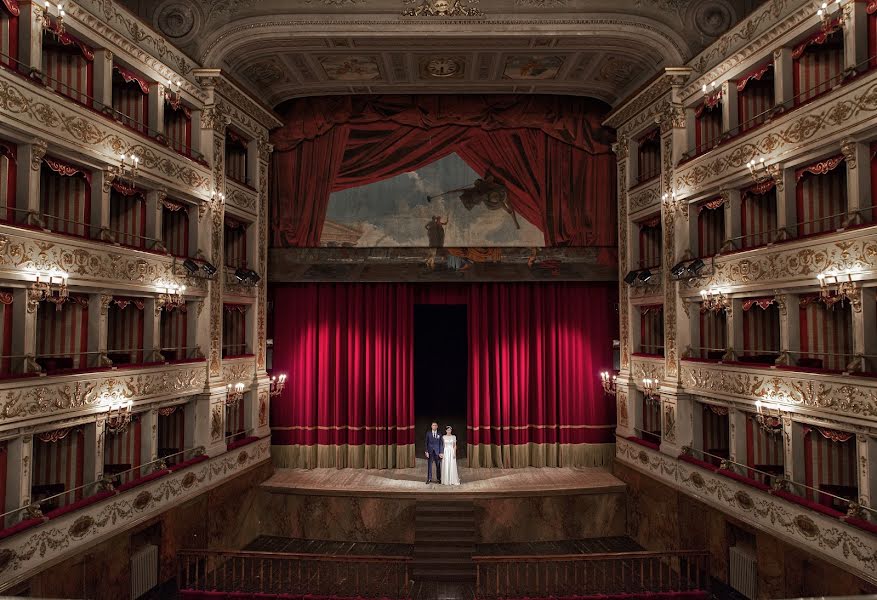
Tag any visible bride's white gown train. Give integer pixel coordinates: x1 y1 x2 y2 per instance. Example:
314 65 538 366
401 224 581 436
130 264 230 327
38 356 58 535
441 434 460 485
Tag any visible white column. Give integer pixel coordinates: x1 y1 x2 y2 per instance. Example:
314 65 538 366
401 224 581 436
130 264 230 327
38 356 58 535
784 418 807 485
84 420 103 488
252 384 270 438
845 0 869 71
728 299 743 358
16 140 46 226
728 408 747 464
615 378 636 439
89 294 110 367
773 47 794 107
660 391 693 457
12 288 39 374
145 190 165 252
856 434 877 515
189 110 202 156
854 287 877 372
5 434 33 517
145 299 161 362
92 168 113 242
92 49 113 109
775 167 797 240
778 293 800 366
721 80 738 135
842 140 870 225
141 408 159 469
190 389 228 456
148 84 166 138
724 189 741 250
17 1 44 73
629 138 641 186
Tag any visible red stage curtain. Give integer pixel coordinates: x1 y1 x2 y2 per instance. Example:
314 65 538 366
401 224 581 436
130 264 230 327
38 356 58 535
796 157 847 237
794 28 843 105
798 295 852 371
162 198 190 257
639 304 664 356
110 184 146 248
42 29 94 106
271 284 416 469
0 1 18 67
107 298 144 364
269 95 615 248
159 306 187 361
222 304 248 357
0 289 12 376
40 160 91 237
697 199 725 257
165 102 192 156
698 308 726 359
36 296 89 372
742 299 780 359
741 184 777 248
111 67 149 134
158 407 186 461
0 139 14 223
104 416 142 484
33 427 85 507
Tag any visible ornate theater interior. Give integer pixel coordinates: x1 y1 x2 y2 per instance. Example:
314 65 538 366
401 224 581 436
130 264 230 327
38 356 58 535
0 0 876 598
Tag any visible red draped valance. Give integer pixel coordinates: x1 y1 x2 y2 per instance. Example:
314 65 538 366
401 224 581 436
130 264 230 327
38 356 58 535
868 0 877 14
699 196 725 213
226 130 248 149
161 197 186 212
795 154 845 181
110 179 144 199
111 297 145 311
799 292 848 309
0 291 12 305
113 64 150 95
706 405 729 416
37 426 77 443
45 19 95 61
804 425 853 443
743 297 776 311
638 214 662 229
165 94 192 118
638 127 660 145
793 20 843 59
695 91 723 117
157 406 177 417
0 142 14 162
223 303 247 314
43 156 91 183
737 62 773 92
1 0 19 17
640 303 664 316
742 178 776 198
225 215 247 230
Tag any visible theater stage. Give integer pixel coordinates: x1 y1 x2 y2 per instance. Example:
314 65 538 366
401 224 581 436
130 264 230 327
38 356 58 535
261 459 625 499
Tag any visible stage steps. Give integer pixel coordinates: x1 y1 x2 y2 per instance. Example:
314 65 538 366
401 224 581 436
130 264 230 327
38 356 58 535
413 499 476 583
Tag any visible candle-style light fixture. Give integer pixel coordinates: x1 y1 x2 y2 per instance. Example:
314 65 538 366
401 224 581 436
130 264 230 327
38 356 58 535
754 400 782 435
30 271 69 310
746 156 771 183
642 378 659 400
158 284 186 310
600 371 618 396
119 153 140 183
105 400 134 434
225 383 245 406
816 0 842 29
269 374 287 397
166 78 182 103
817 271 858 307
700 287 730 312
38 2 65 35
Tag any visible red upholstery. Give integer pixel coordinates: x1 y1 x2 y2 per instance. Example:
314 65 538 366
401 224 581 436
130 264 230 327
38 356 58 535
678 453 719 473
716 468 771 492
168 454 210 472
771 489 847 519
44 489 116 520
0 517 45 541
226 436 260 451
626 436 660 451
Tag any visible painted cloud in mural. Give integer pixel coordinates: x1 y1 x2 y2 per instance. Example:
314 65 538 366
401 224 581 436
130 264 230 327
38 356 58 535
322 153 544 248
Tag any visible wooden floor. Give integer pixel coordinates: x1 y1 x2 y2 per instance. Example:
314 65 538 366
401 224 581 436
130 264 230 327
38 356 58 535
261 458 625 498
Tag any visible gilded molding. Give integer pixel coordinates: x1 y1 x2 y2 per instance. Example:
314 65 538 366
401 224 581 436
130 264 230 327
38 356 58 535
222 359 255 385
662 134 678 380
630 182 661 214
256 161 268 372
226 181 257 213
618 160 630 371
631 356 666 383
29 140 47 172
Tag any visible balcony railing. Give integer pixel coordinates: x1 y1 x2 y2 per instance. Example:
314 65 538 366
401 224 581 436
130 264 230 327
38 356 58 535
159 346 203 363
473 549 711 599
34 350 107 374
0 51 204 162
177 549 412 599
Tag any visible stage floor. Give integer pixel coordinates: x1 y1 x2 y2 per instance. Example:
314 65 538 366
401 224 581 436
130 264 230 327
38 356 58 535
261 458 625 498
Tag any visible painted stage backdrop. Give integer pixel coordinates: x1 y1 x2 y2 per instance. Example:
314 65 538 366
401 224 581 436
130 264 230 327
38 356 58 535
323 153 545 248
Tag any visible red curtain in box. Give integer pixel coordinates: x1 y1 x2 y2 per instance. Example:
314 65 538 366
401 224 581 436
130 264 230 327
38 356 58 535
162 198 190 257
36 296 89 371
110 182 146 248
636 128 660 184
869 1 877 68
695 100 722 152
157 407 185 457
111 67 149 134
0 289 12 376
41 27 94 106
637 215 662 269
699 308 727 358
799 294 853 371
33 427 85 506
796 156 847 236
103 417 142 484
164 101 192 156
224 218 248 268
793 26 844 105
742 298 781 357
741 183 778 248
641 396 661 437
226 400 245 437
225 131 248 184
0 140 15 222
639 304 664 355
697 198 725 257
159 306 187 359
737 63 774 131
107 298 144 364
40 159 91 237
803 425 857 503
0 0 19 66
222 304 247 356
745 414 784 475
701 405 729 459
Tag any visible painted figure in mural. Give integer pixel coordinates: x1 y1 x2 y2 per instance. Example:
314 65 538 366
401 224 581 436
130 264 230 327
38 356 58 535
425 215 449 247
428 175 520 229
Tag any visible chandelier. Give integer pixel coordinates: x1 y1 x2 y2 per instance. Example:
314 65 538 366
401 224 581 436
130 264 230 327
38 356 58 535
226 383 245 406
30 271 69 310
754 400 782 435
269 374 287 398
105 400 134 435
817 272 857 307
642 378 659 400
599 371 618 396
700 287 730 312
158 285 186 310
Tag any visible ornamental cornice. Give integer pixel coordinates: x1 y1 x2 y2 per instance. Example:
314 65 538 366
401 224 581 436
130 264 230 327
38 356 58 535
604 69 688 131
215 80 282 131
0 77 211 195
0 438 269 587
631 355 666 384
226 180 258 215
0 364 207 429
0 226 207 295
222 358 256 386
629 181 662 215
674 76 877 195
615 438 877 585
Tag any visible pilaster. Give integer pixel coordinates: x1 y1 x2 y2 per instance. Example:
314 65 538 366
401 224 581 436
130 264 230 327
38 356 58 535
145 190 165 251
92 49 113 109
721 80 738 134
615 377 635 438
85 420 103 485
191 390 227 457
723 189 741 248
141 408 159 467
844 0 869 71
90 293 110 365
773 47 794 107
784 417 806 484
16 140 46 225
145 298 160 361
857 434 877 513
854 287 877 371
841 139 869 223
149 84 166 137
12 288 38 373
728 407 747 464
255 138 272 376
775 167 797 239
728 298 743 358
5 433 33 516
17 1 43 73
777 293 799 365
659 390 692 457
92 168 113 242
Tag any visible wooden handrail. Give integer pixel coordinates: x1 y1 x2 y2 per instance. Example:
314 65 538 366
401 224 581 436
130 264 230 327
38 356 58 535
177 548 412 563
473 549 710 562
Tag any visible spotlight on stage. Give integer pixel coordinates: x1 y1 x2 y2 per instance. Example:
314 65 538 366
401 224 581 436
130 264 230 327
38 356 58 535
624 270 639 285
183 258 200 275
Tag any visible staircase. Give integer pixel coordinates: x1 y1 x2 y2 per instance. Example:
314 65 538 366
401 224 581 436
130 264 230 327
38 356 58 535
413 500 476 583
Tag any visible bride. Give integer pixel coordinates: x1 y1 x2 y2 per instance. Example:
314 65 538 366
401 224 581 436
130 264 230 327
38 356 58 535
441 426 461 486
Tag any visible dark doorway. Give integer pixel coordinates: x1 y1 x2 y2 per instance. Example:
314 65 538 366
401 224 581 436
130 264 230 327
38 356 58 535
414 304 467 460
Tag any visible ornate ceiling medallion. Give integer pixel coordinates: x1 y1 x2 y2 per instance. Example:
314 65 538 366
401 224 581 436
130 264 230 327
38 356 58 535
402 0 483 17
420 56 465 79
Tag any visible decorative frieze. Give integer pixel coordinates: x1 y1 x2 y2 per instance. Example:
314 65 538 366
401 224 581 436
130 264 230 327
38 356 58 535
226 179 257 214
629 180 662 215
631 356 665 383
222 357 256 386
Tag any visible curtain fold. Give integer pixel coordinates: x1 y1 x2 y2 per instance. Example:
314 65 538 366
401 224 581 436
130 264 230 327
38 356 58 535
0 3 16 68
0 289 11 376
40 164 91 237
741 186 777 248
637 219 662 269
0 140 14 222
159 307 187 360
794 29 843 105
107 300 144 364
222 305 247 357
796 160 847 236
701 405 729 463
112 70 148 133
803 427 857 504
697 201 725 257
163 202 190 257
42 35 93 106
639 305 664 355
110 187 146 248
158 408 186 460
798 295 852 371
104 417 142 484
745 414 783 483
694 104 722 152
33 428 84 506
224 221 248 269
36 296 89 371
698 309 726 358
165 106 192 156
742 302 780 358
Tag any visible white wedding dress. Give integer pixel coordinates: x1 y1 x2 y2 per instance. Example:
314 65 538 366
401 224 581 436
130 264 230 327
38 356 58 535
441 434 460 485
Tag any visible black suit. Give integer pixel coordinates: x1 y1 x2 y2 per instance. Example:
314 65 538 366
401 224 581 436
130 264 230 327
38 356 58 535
425 430 443 482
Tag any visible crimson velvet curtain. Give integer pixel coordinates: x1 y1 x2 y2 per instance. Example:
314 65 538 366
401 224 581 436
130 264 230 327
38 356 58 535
270 95 615 248
271 282 616 469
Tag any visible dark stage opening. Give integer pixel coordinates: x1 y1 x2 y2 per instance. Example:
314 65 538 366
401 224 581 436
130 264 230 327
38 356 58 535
414 304 468 460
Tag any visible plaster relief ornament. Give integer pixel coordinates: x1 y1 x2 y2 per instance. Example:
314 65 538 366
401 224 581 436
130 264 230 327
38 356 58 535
402 0 483 16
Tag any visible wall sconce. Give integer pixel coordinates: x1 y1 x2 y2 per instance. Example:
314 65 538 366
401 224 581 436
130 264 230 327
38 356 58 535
817 271 858 307
642 378 659 400
600 371 618 396
158 285 186 310
166 79 182 103
226 383 245 406
269 374 287 397
105 400 133 434
700 287 730 312
746 156 771 182
119 153 139 181
817 0 842 28
30 271 69 310
701 81 717 96
38 2 65 35
754 400 782 435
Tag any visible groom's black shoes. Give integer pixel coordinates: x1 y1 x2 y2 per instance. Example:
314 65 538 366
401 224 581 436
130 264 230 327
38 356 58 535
425 479 431 484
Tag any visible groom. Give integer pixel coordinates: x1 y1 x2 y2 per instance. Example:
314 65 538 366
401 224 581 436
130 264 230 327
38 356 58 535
425 421 443 484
